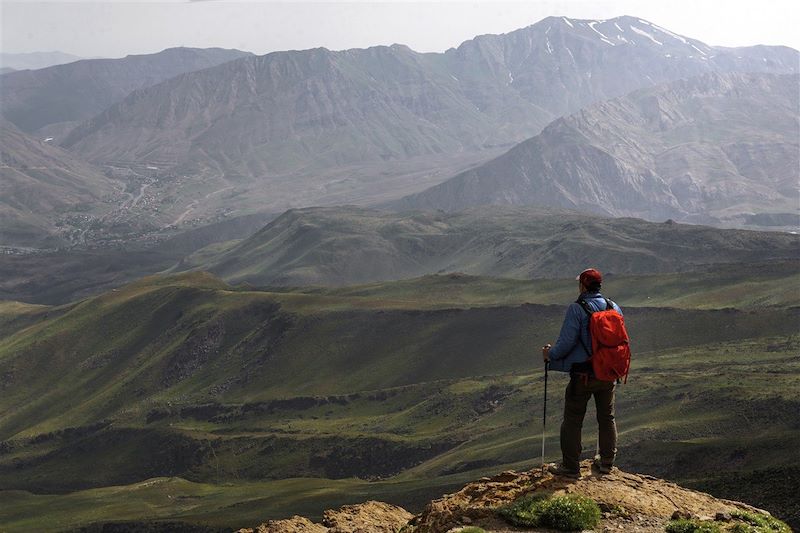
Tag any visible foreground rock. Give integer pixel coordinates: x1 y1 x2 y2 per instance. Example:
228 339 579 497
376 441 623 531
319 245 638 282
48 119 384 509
412 460 772 532
238 501 412 533
240 461 778 532
240 516 326 533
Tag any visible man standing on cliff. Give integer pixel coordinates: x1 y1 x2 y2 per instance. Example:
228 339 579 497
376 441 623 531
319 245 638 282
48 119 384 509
541 268 623 478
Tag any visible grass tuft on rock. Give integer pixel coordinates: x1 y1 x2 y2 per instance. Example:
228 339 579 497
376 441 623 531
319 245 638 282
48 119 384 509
730 511 791 533
666 520 722 533
666 513 791 533
498 493 601 531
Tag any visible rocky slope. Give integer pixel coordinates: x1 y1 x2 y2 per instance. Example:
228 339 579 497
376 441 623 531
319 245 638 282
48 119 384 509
238 501 414 533
55 17 798 221
63 16 799 175
394 72 799 226
0 118 119 246
239 461 785 532
0 47 250 137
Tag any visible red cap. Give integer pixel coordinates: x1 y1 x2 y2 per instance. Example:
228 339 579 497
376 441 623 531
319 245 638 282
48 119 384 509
576 268 602 286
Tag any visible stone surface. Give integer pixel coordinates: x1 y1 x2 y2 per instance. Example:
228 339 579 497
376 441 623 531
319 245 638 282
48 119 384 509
323 500 414 532
412 460 771 532
237 515 326 533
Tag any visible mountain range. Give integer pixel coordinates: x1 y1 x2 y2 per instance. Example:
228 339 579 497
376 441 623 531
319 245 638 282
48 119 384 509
62 16 799 177
176 206 800 287
0 47 251 138
50 17 799 228
0 16 797 246
394 72 799 226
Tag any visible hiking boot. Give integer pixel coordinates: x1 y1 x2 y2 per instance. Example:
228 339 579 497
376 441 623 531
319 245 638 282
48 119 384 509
592 458 613 474
547 463 580 479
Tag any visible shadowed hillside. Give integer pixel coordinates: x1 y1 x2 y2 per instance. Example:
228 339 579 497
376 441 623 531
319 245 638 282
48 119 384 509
177 206 800 286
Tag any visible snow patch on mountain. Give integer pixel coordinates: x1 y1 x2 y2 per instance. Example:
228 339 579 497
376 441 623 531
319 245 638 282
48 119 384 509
588 21 616 46
630 25 663 45
650 22 689 44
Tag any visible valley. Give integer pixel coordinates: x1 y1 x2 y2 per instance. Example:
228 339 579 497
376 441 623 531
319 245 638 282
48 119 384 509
1 9 798 533
0 268 798 531
2 16 798 249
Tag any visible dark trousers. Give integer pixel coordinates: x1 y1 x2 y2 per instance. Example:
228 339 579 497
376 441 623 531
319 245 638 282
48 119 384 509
560 376 617 471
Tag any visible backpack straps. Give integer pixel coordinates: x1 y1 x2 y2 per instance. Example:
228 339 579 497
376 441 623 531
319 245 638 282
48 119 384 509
576 298 593 316
575 298 592 356
577 297 615 311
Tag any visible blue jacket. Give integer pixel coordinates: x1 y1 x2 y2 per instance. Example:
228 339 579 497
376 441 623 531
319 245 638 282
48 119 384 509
548 291 623 373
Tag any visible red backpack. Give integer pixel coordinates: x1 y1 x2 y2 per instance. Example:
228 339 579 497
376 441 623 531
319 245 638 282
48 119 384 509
577 298 631 383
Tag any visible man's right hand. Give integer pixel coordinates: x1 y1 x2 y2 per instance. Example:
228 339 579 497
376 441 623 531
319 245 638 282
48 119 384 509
542 344 551 362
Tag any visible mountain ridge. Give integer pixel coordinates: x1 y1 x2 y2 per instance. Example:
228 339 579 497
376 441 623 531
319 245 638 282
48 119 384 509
393 71 800 225
54 16 798 226
0 51 85 71
176 206 800 287
0 47 252 136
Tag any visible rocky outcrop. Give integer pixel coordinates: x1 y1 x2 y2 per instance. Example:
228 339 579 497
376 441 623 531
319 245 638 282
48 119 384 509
323 501 414 532
239 502 412 533
240 461 781 533
238 516 326 533
411 460 772 532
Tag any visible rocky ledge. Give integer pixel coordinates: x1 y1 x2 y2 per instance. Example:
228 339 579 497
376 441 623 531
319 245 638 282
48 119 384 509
239 460 781 532
237 501 413 533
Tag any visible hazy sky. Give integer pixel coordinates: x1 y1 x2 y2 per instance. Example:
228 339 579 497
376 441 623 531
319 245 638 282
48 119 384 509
2 0 799 58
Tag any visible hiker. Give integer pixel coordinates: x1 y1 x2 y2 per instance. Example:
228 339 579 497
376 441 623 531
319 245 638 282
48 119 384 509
541 268 625 478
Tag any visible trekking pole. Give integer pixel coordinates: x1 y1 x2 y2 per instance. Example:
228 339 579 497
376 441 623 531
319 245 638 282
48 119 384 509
541 360 549 473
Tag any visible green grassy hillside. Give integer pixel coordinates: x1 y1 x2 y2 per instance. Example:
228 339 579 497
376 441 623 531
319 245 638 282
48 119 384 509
0 268 798 531
179 206 800 287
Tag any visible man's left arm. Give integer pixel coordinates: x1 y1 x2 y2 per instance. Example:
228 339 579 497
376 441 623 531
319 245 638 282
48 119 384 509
546 304 583 361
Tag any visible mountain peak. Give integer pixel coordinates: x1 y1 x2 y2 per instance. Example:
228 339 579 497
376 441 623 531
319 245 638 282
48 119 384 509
523 14 712 54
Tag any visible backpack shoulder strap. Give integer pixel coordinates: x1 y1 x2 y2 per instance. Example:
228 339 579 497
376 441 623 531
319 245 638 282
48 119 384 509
604 298 612 310
575 299 593 357
576 298 593 316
